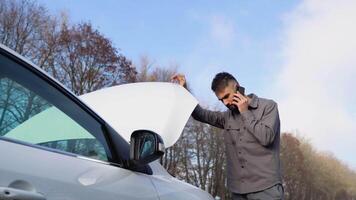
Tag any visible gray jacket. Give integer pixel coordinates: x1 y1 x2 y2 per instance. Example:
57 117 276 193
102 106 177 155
191 93 282 194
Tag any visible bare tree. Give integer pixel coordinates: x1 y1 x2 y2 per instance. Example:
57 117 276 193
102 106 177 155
0 0 137 96
134 55 177 83
0 0 49 57
55 22 136 95
281 133 356 200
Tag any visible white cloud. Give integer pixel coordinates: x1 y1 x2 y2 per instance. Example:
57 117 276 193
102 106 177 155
209 15 236 47
274 0 356 168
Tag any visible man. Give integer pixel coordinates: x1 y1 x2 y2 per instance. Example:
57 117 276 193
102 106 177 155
171 72 283 200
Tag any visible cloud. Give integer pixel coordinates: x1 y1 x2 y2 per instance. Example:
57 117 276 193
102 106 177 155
274 0 356 168
209 15 236 48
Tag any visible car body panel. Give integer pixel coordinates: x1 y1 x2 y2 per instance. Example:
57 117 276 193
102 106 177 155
0 140 159 200
149 161 214 200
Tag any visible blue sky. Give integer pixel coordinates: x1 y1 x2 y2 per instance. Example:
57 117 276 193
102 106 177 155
38 0 298 102
38 0 356 169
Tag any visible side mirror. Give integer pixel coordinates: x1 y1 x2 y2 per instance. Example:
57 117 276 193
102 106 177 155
130 130 165 165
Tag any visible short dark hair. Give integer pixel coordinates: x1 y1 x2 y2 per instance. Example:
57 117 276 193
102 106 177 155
211 72 238 92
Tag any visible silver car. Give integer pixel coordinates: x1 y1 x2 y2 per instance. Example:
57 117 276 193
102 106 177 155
0 44 214 200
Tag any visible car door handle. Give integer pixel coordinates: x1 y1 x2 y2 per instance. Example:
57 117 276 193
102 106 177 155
0 187 46 200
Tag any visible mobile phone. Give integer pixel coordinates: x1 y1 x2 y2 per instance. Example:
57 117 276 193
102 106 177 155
235 85 245 96
230 85 245 113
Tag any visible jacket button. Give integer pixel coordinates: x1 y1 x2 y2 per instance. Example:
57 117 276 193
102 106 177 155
238 151 241 154
241 166 245 168
232 141 236 145
243 127 246 130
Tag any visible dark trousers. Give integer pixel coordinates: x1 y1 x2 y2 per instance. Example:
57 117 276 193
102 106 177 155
232 184 284 200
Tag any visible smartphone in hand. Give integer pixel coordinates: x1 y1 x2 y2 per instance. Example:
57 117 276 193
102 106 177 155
235 85 245 96
230 85 245 113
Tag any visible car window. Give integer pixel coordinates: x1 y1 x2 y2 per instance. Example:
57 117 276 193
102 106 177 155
0 53 112 162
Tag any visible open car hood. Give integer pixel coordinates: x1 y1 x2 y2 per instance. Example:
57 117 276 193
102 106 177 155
80 82 198 148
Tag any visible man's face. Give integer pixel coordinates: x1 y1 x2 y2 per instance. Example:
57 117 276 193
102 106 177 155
215 81 237 111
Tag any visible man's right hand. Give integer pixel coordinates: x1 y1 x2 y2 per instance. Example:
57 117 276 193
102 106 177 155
171 74 187 88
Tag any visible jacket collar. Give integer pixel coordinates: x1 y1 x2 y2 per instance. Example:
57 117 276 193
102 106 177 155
247 93 259 109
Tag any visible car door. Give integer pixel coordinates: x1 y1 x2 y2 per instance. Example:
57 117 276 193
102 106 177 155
0 46 159 200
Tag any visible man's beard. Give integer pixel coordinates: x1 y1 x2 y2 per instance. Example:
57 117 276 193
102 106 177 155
227 104 240 114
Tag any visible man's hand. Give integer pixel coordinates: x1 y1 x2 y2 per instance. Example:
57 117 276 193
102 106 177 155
171 74 187 88
232 92 249 113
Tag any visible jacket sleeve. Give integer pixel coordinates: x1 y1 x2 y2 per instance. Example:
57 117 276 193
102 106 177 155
191 104 226 129
241 101 280 146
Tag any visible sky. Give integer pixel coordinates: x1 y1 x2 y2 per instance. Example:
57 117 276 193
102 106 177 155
38 0 356 169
